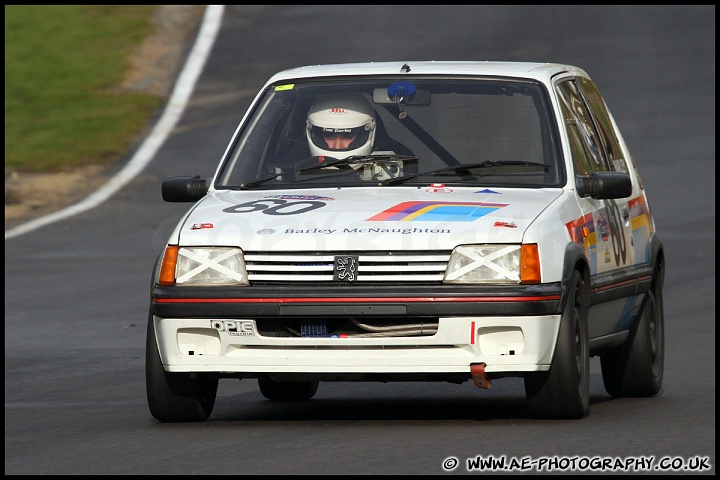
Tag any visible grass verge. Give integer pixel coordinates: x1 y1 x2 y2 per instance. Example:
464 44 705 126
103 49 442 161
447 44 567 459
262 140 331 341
5 5 162 172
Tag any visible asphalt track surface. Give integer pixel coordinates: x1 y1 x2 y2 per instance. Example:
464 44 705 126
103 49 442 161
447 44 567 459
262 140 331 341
5 5 715 475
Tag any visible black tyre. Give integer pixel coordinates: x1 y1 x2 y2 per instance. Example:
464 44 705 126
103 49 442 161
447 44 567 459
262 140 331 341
145 312 218 422
258 377 319 401
600 269 664 397
525 269 590 419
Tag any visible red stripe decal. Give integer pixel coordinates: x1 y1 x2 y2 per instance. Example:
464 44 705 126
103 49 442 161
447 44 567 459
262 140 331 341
592 275 652 293
155 295 561 304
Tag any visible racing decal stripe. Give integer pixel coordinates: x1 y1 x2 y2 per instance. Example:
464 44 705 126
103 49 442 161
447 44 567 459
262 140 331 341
368 201 508 222
631 214 652 262
631 214 650 233
627 195 649 216
628 195 655 233
156 295 560 304
566 213 594 246
592 275 652 293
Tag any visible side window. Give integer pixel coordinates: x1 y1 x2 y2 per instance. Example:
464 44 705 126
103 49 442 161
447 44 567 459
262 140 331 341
577 77 627 172
555 80 609 175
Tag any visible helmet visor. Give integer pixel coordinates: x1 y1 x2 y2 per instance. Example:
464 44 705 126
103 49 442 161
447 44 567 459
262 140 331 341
309 124 372 152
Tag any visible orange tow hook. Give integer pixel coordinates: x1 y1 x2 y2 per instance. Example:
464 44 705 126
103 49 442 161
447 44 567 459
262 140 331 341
471 362 492 389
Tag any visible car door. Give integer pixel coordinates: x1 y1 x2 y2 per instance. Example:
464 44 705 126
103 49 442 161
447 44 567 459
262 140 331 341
556 77 639 340
556 78 635 276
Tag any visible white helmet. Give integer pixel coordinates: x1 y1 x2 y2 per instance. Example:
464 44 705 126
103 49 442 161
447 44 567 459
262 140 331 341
306 93 376 158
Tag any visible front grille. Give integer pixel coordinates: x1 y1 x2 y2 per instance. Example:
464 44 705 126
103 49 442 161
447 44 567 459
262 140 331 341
244 251 451 283
258 317 439 338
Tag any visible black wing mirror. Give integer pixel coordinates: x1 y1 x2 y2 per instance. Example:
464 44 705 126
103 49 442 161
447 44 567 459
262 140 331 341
576 172 632 199
161 175 209 202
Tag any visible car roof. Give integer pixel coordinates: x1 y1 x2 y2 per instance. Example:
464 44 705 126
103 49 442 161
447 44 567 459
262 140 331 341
266 61 589 84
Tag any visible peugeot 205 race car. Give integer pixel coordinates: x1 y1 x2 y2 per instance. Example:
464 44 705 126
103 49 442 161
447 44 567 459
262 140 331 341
146 61 665 422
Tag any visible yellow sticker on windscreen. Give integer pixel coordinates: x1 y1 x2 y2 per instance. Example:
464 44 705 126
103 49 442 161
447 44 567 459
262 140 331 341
275 84 295 91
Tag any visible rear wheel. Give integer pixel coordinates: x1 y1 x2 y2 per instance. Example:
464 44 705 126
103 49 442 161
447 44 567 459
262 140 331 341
601 267 664 397
145 312 218 422
525 269 590 419
258 377 319 401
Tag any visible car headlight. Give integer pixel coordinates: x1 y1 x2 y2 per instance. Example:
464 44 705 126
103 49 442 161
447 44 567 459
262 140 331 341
444 244 540 284
158 246 248 286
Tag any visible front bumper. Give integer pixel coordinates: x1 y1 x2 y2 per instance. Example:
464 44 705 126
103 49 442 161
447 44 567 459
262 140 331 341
150 283 563 377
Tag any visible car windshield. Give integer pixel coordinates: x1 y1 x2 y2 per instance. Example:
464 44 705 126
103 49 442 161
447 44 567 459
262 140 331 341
215 77 565 189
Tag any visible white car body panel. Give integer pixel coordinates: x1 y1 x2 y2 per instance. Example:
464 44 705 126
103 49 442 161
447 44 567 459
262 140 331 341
157 314 561 374
176 187 563 251
148 61 662 415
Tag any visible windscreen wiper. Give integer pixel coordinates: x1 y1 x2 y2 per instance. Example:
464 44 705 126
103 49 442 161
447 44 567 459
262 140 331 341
237 171 285 189
381 160 549 186
237 155 418 189
299 154 418 173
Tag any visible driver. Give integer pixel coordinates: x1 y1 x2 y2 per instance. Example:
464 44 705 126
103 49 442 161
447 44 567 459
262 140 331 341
306 93 376 159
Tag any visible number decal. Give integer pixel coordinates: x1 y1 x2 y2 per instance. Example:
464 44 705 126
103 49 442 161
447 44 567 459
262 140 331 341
223 199 283 213
603 200 627 266
223 199 325 215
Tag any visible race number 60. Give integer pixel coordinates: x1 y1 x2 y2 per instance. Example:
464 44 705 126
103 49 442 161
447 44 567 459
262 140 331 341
223 199 325 215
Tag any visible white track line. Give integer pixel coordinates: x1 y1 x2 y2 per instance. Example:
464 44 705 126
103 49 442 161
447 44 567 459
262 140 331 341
5 5 225 240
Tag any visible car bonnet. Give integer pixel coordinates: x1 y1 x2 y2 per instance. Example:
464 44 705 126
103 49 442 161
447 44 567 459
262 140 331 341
174 187 562 251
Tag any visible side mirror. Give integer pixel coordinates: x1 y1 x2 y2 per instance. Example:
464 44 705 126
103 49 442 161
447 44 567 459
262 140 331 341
576 172 632 199
161 175 209 202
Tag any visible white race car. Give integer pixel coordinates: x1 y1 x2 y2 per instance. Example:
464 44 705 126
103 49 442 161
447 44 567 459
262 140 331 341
147 61 665 421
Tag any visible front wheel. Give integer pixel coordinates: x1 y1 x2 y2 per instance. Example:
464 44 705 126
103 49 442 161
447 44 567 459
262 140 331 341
600 268 665 397
525 269 590 419
145 312 218 422
258 377 319 401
